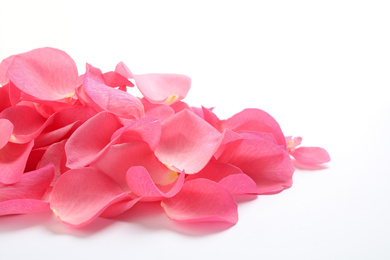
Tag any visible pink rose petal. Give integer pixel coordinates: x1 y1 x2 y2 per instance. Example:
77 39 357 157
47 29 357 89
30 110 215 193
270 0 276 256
0 84 12 112
217 108 287 148
100 197 141 218
290 146 331 165
65 111 122 169
134 73 191 105
6 47 78 100
0 119 13 149
50 167 129 227
83 64 144 120
0 141 34 184
155 109 222 174
126 166 184 200
37 140 68 185
218 174 259 195
0 55 15 86
0 199 50 216
161 179 238 224
141 98 175 122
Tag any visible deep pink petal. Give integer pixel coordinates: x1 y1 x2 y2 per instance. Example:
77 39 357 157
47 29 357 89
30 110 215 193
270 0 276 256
37 140 68 185
0 105 50 144
126 166 184 200
65 112 122 169
217 108 287 148
112 116 161 151
6 47 78 100
0 141 34 184
185 161 243 183
0 164 54 201
0 84 12 112
155 109 222 174
103 71 134 88
83 64 144 120
161 179 238 223
0 119 13 149
91 142 176 191
50 167 128 227
218 174 258 195
134 73 191 105
218 137 294 194
141 98 175 122
170 101 190 113
290 146 331 165
0 55 15 86
0 199 50 216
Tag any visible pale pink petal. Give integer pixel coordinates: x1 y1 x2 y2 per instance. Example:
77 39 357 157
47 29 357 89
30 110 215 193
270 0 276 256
126 166 184 200
290 146 331 165
0 105 52 144
65 112 122 169
115 61 134 79
0 141 34 184
6 47 78 100
83 64 144 120
0 199 50 216
217 108 287 148
141 98 175 122
134 73 191 105
91 142 176 191
50 167 128 227
154 109 222 174
0 119 13 149
112 116 161 151
0 164 54 201
161 179 238 223
218 137 294 194
286 136 302 152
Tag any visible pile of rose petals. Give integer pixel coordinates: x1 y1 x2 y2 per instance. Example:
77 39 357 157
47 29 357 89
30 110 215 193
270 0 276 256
0 47 330 228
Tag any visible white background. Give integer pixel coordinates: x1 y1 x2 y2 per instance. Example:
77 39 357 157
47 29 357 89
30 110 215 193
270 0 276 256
1 0 390 259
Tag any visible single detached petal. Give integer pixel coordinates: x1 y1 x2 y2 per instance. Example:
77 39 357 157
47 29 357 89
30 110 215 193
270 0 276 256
83 64 144 120
0 106 49 144
126 166 184 200
65 112 122 169
134 73 191 105
6 47 78 100
50 167 128 227
217 108 287 148
0 119 13 149
0 164 54 201
0 199 50 216
290 146 331 165
161 179 238 224
218 137 294 194
0 141 34 184
155 109 222 174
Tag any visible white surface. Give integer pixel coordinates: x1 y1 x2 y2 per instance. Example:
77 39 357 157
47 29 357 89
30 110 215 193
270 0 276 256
1 1 390 259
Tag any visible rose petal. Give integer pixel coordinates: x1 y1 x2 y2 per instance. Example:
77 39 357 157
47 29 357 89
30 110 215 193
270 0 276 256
217 108 287 148
0 199 50 216
0 141 34 184
83 64 144 120
155 109 221 174
161 179 238 223
290 146 331 165
134 73 191 105
141 98 175 122
126 166 184 200
50 167 128 227
0 119 13 149
65 111 122 169
6 47 78 100
218 174 259 195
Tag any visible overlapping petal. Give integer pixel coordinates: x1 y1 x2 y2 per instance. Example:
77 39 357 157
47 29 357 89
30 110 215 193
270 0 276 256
155 109 222 174
161 179 238 223
0 119 13 149
50 167 130 227
6 47 78 100
134 73 191 105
